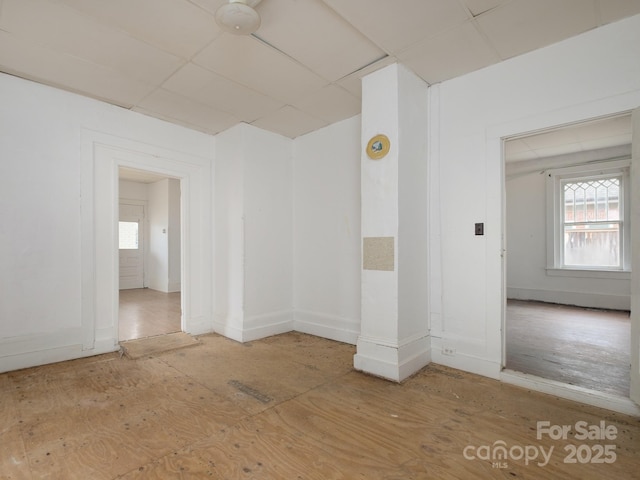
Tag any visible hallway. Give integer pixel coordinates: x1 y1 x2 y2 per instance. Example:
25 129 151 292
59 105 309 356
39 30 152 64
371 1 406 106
118 288 181 341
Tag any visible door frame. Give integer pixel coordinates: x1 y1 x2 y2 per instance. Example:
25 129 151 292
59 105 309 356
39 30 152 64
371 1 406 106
81 131 213 353
489 101 640 416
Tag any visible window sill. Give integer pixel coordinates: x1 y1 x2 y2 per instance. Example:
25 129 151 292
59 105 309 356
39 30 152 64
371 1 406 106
546 268 630 280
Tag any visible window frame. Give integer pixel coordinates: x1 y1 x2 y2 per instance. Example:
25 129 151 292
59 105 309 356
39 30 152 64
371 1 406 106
546 159 631 277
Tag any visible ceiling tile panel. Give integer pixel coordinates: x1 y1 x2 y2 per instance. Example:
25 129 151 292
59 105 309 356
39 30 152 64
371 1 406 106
461 0 508 17
188 0 227 16
399 21 500 84
251 105 328 138
1 0 184 85
504 139 536 162
134 88 239 134
164 63 283 122
256 0 385 81
579 134 632 152
573 114 632 142
336 55 398 98
520 128 581 151
475 0 599 60
193 33 328 103
56 0 221 60
0 30 155 107
597 0 640 24
162 62 218 94
293 85 360 124
534 142 584 159
322 0 470 54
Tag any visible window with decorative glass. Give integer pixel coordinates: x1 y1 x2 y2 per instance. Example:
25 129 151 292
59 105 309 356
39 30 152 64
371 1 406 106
547 161 630 272
562 176 621 268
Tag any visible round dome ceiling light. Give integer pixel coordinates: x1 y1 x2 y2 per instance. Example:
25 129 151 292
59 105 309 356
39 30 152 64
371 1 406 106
215 0 262 35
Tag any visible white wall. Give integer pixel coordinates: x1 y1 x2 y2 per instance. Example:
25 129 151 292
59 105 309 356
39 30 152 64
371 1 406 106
292 116 361 343
214 125 245 337
430 14 640 378
0 72 213 372
147 178 181 293
243 126 292 326
214 123 293 341
148 179 170 292
397 65 429 342
506 157 630 310
168 178 181 292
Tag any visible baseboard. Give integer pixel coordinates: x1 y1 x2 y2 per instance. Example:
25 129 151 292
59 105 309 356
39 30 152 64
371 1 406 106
501 369 640 417
214 310 294 343
507 287 630 310
185 315 214 336
293 309 360 345
430 350 502 380
354 334 431 382
213 313 244 343
243 310 294 342
0 336 119 374
88 338 120 356
0 328 83 356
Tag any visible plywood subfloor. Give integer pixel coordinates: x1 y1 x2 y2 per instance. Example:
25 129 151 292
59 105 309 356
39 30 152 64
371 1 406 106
506 299 630 396
118 288 181 341
1 332 639 479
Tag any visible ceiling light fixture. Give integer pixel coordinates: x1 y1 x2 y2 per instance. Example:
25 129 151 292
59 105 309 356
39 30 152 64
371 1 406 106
215 0 262 35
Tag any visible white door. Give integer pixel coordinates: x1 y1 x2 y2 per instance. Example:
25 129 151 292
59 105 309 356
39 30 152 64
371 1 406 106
119 204 145 290
631 107 640 406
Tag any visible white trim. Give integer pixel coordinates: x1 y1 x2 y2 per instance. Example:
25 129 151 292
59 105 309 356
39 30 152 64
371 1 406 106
501 369 640 416
212 311 294 343
507 287 630 311
494 96 640 412
243 310 294 342
81 130 213 358
545 267 630 279
213 314 244 343
430 337 502 380
0 334 118 374
354 334 431 382
293 309 360 345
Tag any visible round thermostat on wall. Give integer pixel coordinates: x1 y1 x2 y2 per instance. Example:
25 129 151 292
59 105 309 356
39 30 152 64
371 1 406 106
366 134 390 160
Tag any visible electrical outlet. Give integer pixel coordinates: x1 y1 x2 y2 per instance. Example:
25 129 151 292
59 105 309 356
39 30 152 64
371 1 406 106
442 346 456 356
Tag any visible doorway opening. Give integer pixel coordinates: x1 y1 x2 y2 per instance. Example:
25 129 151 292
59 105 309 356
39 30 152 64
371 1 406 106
503 113 633 397
118 166 182 342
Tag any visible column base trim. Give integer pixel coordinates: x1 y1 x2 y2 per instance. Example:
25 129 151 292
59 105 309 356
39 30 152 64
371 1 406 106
354 334 431 382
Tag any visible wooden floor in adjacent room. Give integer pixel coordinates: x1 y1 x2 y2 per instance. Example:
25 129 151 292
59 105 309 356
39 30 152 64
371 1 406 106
506 299 631 397
118 288 181 341
1 332 639 479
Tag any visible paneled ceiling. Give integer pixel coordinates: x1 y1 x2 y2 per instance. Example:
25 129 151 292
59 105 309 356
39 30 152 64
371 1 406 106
1 0 639 141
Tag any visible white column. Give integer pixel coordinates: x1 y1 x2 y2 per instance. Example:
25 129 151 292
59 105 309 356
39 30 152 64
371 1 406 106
354 64 430 381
